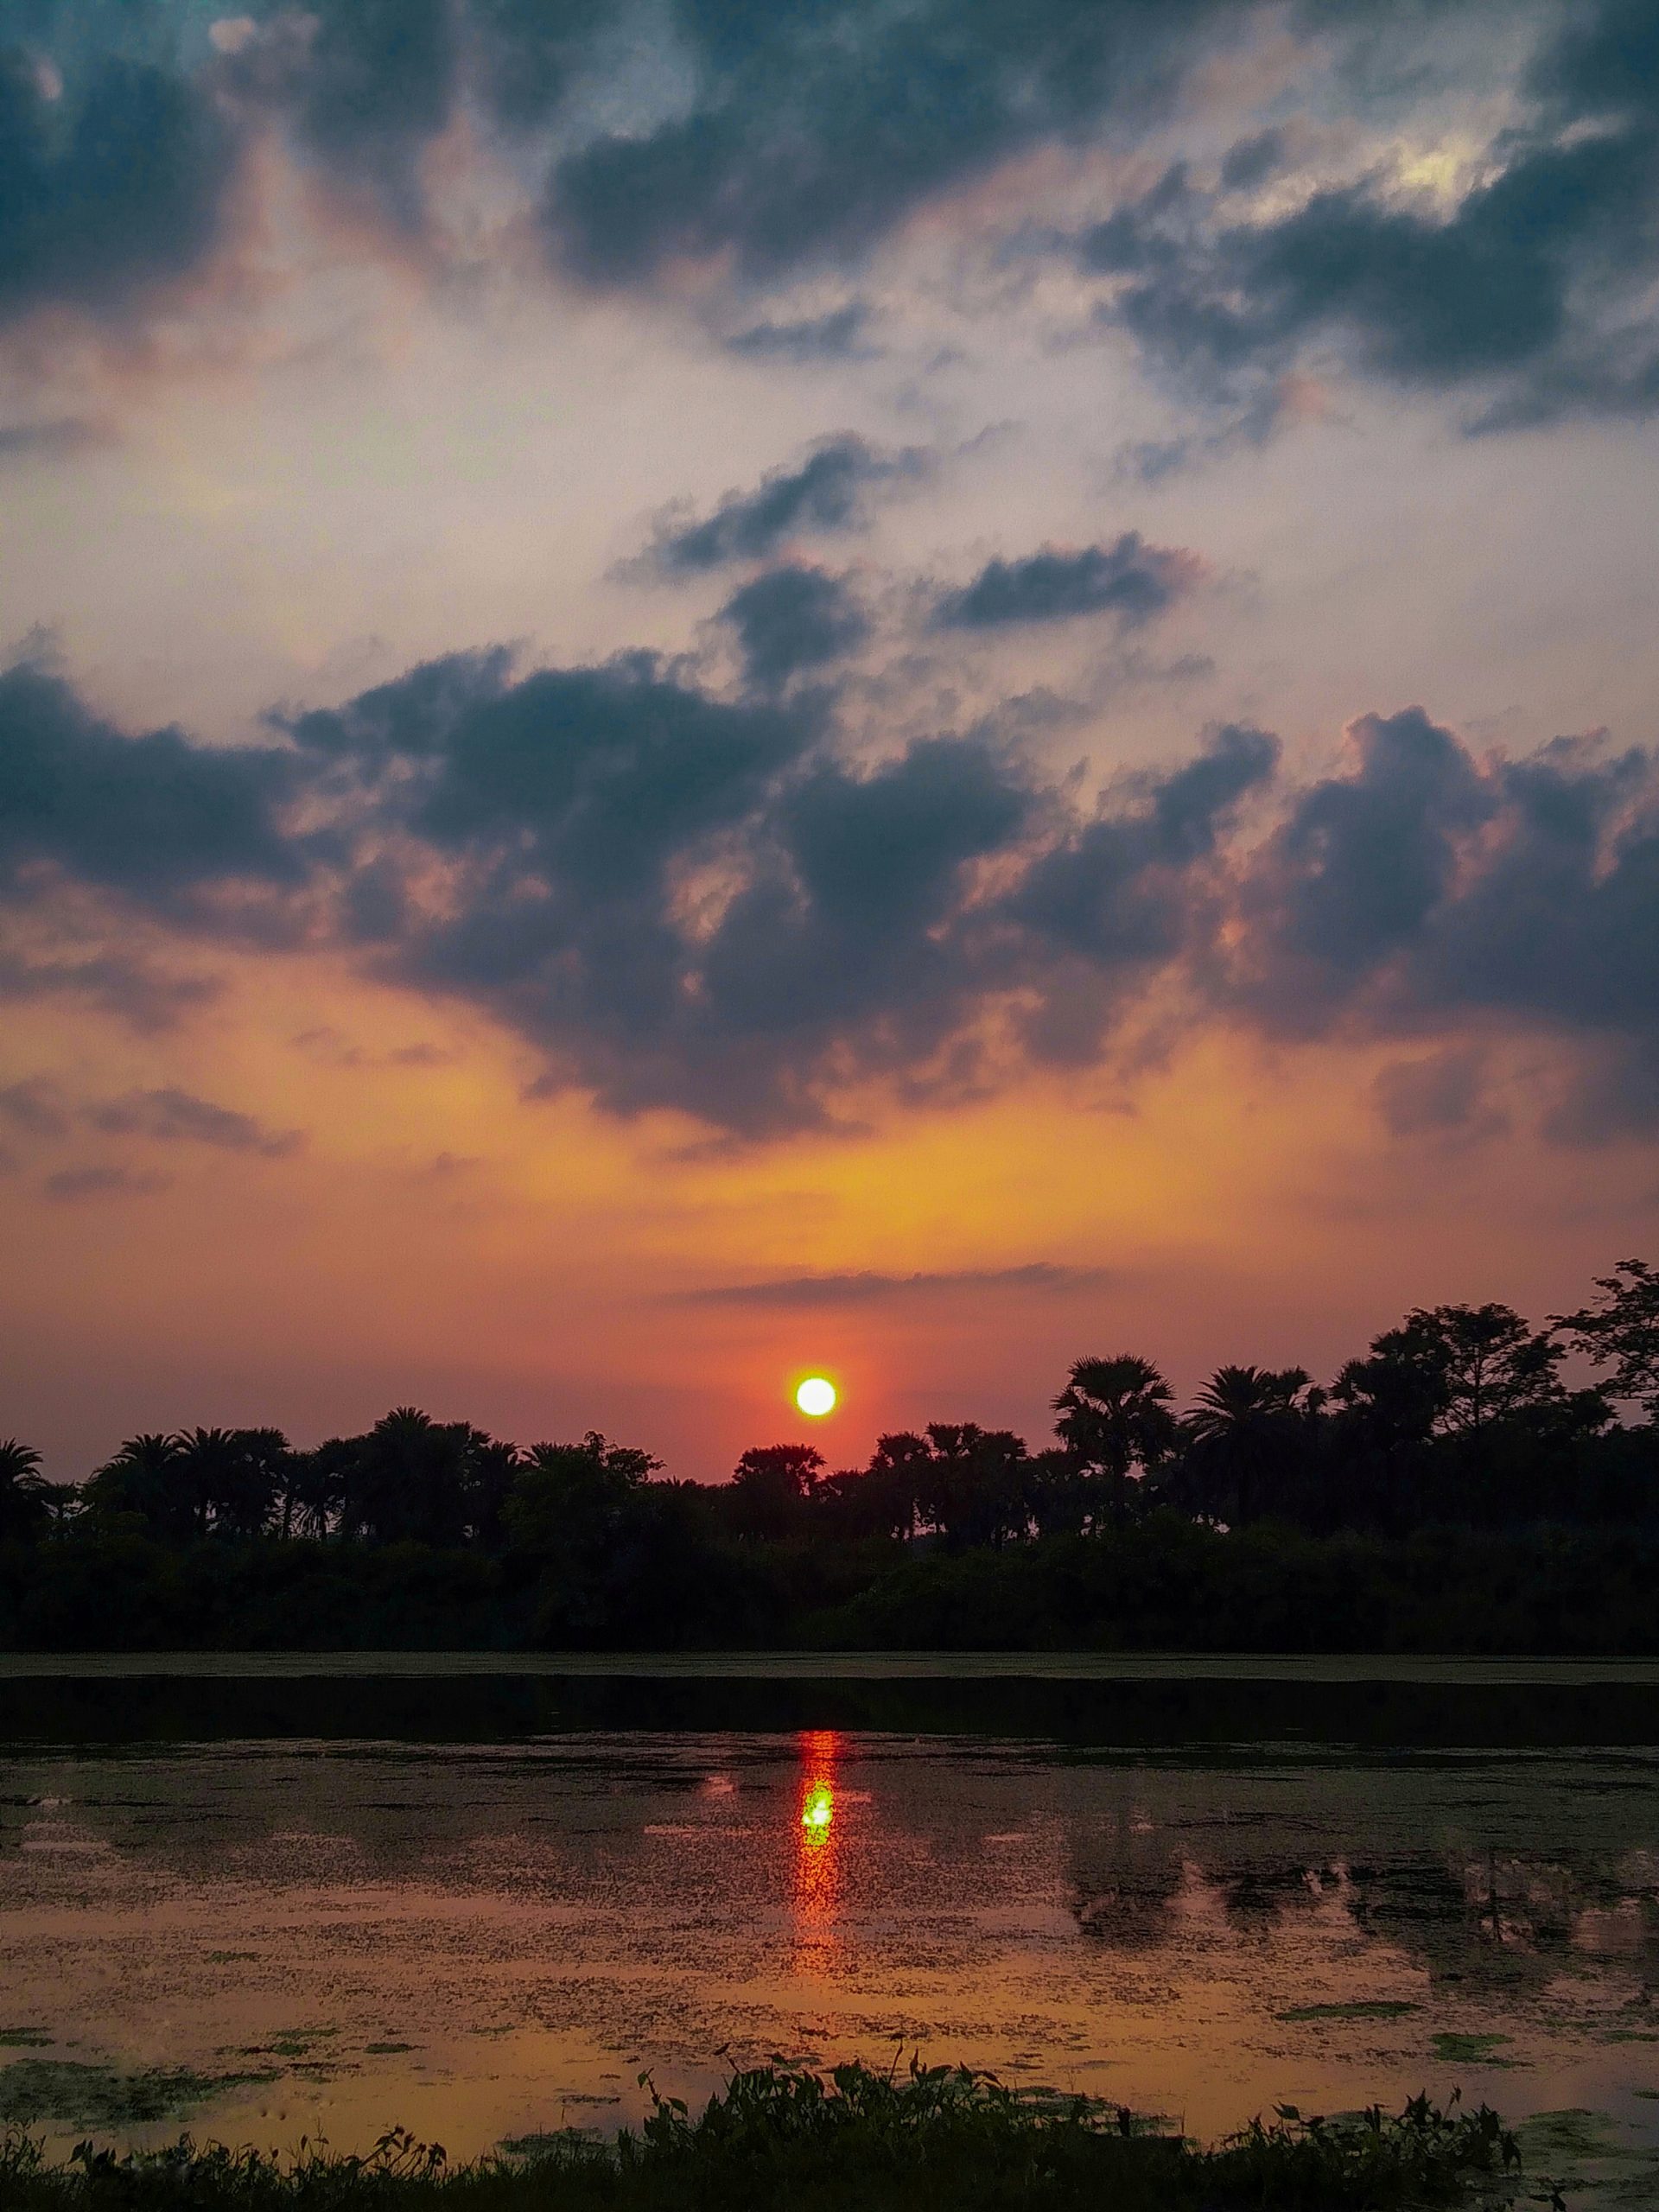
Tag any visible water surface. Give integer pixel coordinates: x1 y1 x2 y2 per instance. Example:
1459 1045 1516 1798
3 1656 1659 2196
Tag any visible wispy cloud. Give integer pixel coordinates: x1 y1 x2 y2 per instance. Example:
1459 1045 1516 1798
677 1262 1116 1306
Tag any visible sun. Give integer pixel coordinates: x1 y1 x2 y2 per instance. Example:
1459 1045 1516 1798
795 1376 837 1418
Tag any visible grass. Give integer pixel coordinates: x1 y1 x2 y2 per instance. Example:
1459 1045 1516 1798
0 2057 1527 2210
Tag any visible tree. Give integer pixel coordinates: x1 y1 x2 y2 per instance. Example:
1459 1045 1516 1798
1182 1365 1316 1526
907 1422 1032 1548
0 1439 49 1543
172 1427 291 1537
1409 1305 1565 1436
504 1432 664 1559
285 1438 356 1539
339 1408 505 1546
1052 1355 1178 1529
725 1444 825 1541
81 1433 194 1537
1554 1260 1659 1421
1335 1305 1562 1443
503 1432 678 1642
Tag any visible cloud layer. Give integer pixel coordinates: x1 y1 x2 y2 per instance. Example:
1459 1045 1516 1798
9 3 1657 430
3 647 1656 1142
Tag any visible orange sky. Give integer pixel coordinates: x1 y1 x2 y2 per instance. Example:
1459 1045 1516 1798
3 0 1657 1477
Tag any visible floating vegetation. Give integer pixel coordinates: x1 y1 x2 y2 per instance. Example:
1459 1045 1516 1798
0 2062 277 2131
1431 2034 1518 2067
0 2032 54 2051
0 2061 1524 2209
1275 2000 1421 2024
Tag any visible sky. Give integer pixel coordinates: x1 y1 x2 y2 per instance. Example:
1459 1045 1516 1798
3 0 1659 1480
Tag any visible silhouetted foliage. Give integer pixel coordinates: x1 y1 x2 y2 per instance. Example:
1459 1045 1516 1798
1555 1258 1659 1420
5 1261 1659 1651
0 2062 1521 2212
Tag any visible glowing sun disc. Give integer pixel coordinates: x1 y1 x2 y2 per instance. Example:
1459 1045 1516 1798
796 1376 837 1418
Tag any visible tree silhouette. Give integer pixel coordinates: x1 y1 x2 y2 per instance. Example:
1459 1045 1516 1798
1052 1355 1178 1529
906 1422 1032 1548
1183 1365 1315 1525
726 1443 825 1541
340 1408 504 1546
0 1439 49 1543
82 1432 193 1537
1555 1260 1659 1421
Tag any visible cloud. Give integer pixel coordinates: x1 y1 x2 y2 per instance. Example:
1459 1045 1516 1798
719 566 870 687
0 419 107 463
0 945 218 1030
679 1262 1117 1306
0 1078 70 1140
543 0 1241 286
10 643 1659 1147
84 1087 302 1157
0 660 301 908
43 1164 171 1203
645 436 925 573
933 536 1203 631
0 51 232 327
725 304 875 362
1373 1048 1507 1141
1080 1 1659 425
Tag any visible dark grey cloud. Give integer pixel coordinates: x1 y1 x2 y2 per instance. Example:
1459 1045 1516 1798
933 535 1202 631
0 48 232 326
720 565 869 687
680 1262 1116 1306
543 0 1243 286
0 944 217 1029
726 303 874 362
0 1071 300 1160
10 640 1659 1145
0 1077 69 1139
0 418 105 462
1236 707 1494 1003
646 436 923 573
1217 710 1659 1139
43 1163 170 1203
1373 1047 1503 1140
1219 127 1289 194
85 1086 302 1157
0 660 301 906
11 0 1651 447
1083 0 1659 424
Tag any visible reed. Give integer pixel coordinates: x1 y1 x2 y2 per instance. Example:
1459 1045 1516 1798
0 2058 1527 2210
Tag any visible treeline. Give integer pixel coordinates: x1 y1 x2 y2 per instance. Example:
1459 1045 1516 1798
3 1261 1658 1651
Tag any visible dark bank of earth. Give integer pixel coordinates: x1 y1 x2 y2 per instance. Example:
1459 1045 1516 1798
6 1517 1659 1656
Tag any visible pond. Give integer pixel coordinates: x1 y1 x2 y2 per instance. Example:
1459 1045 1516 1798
3 1656 1659 2196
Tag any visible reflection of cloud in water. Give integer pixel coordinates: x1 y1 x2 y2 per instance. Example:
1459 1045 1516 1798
8 1734 1659 2158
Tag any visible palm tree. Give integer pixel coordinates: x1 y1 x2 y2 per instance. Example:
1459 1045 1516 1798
0 1439 49 1542
1052 1355 1178 1529
82 1432 192 1536
1184 1365 1313 1525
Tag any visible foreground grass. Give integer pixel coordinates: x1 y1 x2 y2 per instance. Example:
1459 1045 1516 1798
0 2059 1531 2211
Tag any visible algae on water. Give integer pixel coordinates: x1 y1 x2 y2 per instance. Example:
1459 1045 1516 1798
1275 2001 1419 2024
0 2060 277 2129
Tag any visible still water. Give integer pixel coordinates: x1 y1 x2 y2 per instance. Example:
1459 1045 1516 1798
3 1657 1659 2190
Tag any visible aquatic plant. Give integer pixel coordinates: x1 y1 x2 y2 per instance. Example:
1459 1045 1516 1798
0 2059 1524 2209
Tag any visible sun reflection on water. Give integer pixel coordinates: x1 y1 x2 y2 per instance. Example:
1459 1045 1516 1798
792 1728 841 1955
